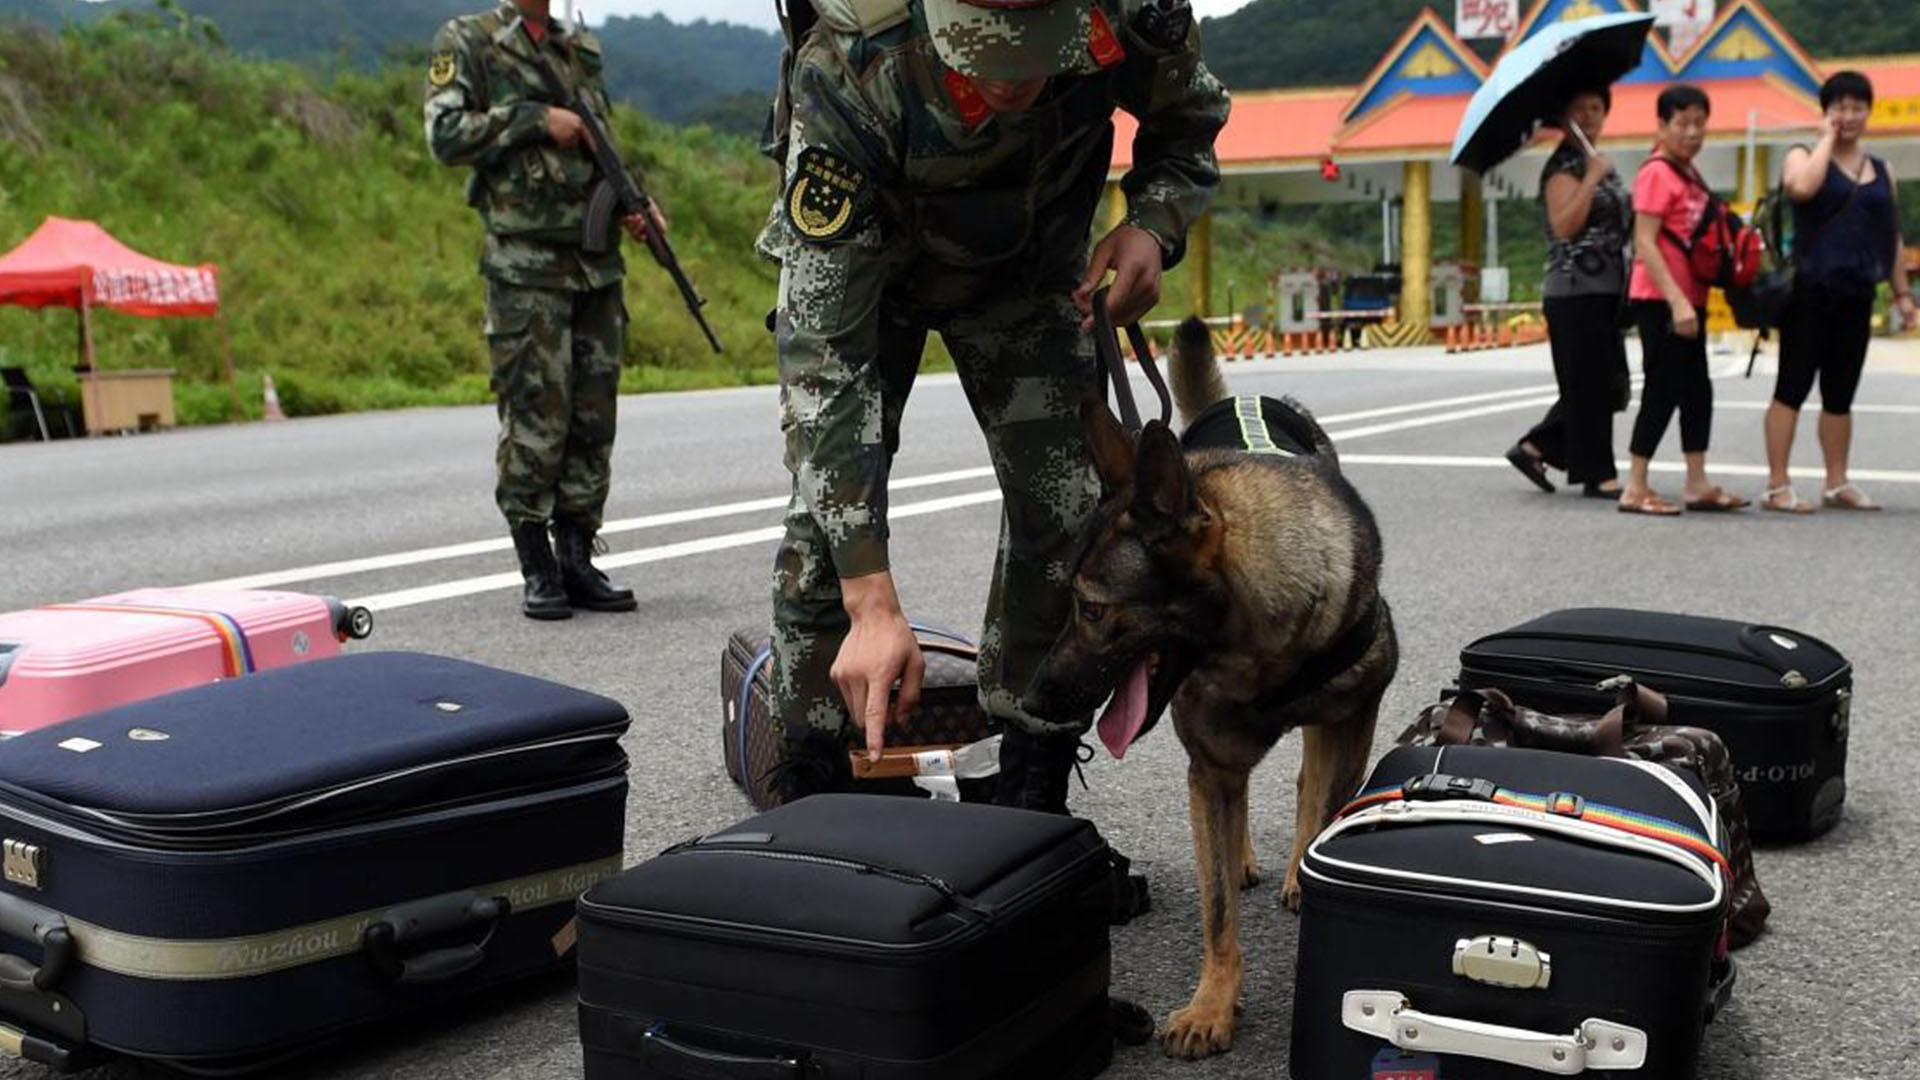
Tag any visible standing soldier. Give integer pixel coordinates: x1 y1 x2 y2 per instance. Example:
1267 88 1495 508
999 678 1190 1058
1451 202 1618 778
425 0 661 620
758 0 1227 819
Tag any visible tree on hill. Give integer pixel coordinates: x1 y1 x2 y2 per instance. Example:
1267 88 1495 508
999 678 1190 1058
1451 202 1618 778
0 0 782 123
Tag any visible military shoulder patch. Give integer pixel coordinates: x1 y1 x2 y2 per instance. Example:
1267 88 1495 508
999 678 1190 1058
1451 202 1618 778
786 146 868 244
429 51 457 87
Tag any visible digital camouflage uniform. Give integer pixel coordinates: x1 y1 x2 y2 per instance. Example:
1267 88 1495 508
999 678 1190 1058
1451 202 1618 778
756 0 1228 745
425 2 628 533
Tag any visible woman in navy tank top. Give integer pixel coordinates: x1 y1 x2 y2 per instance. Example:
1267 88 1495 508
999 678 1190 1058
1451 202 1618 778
1763 71 1915 513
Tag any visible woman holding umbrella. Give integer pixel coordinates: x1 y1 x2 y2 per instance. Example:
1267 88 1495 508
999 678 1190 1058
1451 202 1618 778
1506 86 1629 499
1450 11 1654 502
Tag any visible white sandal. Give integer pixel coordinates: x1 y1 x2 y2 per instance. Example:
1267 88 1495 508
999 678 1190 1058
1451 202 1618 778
1822 483 1881 511
1761 485 1815 514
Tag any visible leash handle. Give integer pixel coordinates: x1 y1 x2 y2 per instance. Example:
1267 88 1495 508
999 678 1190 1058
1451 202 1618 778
1091 286 1171 433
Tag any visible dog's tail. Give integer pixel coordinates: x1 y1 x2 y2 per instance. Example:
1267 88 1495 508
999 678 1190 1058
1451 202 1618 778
1170 316 1229 426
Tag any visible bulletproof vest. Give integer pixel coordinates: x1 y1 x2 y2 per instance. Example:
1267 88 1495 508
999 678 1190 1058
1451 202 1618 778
888 0 1129 272
461 9 611 243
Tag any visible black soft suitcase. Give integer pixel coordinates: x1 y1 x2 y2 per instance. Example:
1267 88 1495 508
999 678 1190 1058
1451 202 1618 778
576 794 1117 1079
1291 745 1731 1080
0 652 630 1071
1457 607 1851 839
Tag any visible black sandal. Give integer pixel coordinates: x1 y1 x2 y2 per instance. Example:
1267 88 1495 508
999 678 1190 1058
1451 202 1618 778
1505 443 1556 493
1583 481 1623 499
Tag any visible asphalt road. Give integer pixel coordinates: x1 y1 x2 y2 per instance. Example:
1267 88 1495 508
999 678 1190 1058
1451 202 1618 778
2 338 1917 1080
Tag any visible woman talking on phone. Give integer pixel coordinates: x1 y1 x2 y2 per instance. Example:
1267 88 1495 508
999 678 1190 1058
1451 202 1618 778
1761 71 1915 513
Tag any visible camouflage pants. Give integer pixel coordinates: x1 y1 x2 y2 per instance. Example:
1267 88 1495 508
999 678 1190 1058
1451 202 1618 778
771 288 1104 740
485 277 626 531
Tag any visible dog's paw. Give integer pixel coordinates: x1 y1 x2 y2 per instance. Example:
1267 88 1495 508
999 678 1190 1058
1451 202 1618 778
1163 1005 1235 1060
1241 860 1264 890
1281 872 1303 913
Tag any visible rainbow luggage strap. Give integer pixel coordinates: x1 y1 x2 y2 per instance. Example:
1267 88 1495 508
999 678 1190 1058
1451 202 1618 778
47 602 257 679
1342 774 1731 880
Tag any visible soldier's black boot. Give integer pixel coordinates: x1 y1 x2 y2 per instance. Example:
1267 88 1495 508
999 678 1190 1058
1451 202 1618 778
552 519 637 612
510 521 571 621
995 725 1153 924
993 725 1076 814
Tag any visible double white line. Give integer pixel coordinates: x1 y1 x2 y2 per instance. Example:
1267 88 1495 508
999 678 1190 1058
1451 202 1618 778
202 374 1917 613
308 382 1571 611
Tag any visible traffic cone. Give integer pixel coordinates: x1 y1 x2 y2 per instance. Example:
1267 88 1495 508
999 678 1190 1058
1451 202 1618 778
262 373 286 422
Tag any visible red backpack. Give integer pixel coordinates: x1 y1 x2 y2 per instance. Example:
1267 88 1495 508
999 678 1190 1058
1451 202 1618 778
1649 156 1766 292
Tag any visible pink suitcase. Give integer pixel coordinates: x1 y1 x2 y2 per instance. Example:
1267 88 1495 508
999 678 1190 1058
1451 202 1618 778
0 587 373 737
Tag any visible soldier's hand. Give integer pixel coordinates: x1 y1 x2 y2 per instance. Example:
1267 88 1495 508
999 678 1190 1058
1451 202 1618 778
545 107 591 150
621 202 668 244
834 573 925 762
1076 225 1165 331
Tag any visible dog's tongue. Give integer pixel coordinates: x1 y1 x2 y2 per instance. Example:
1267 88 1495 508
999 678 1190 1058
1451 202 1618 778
1096 661 1153 760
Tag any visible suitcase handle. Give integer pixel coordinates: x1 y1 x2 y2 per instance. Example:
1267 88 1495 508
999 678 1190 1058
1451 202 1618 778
1343 991 1647 1075
0 891 73 993
640 1026 803 1079
362 891 507 985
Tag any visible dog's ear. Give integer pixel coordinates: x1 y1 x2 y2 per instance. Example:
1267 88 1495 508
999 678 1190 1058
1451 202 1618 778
1131 421 1194 526
1081 393 1134 494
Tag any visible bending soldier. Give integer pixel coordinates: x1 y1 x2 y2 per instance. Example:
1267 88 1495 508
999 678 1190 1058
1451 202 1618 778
758 0 1228 817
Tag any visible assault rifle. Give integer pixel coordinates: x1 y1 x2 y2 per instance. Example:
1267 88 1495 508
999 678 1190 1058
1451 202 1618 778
518 19 723 354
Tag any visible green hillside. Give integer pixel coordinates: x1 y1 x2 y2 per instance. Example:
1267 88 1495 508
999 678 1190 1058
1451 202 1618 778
0 15 782 427
0 0 783 128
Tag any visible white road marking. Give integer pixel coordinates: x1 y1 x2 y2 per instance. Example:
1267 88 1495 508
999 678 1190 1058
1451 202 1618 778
201 384 1568 592
215 373 1917 610
1341 454 1920 486
352 490 1005 612
200 466 997 590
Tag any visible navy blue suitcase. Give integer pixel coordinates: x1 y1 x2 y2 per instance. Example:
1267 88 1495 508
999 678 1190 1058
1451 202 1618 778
0 651 630 1071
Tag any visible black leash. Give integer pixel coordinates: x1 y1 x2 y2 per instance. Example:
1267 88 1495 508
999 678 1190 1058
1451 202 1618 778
1091 285 1172 433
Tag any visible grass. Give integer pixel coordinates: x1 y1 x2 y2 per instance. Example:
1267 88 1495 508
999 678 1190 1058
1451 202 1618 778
0 15 783 424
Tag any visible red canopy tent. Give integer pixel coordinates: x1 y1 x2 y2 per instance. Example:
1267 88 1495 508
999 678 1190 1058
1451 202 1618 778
0 217 236 430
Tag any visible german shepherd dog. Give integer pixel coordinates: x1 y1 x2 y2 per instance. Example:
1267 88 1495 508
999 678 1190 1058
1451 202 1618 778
1022 320 1398 1059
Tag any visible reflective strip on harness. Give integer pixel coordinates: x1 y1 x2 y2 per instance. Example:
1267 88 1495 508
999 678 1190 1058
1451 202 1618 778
1343 783 1730 878
45 602 256 678
60 855 624 982
1234 396 1295 457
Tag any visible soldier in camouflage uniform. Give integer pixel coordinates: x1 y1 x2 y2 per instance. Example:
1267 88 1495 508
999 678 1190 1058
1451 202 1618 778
425 0 659 620
757 0 1228 813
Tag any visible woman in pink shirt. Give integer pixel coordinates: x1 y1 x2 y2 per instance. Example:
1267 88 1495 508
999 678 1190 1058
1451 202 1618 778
1620 85 1749 515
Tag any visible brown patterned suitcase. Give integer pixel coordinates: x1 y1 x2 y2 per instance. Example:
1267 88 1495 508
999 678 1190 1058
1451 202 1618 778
721 624 997 810
1398 676 1771 949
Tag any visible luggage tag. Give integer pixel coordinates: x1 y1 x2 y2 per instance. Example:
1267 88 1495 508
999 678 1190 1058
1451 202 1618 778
910 734 1002 802
1371 1048 1440 1080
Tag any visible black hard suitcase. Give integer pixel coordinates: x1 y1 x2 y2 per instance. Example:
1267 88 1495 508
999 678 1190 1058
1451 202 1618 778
576 794 1117 1079
0 651 630 1071
721 624 997 808
1291 745 1731 1080
1457 607 1851 839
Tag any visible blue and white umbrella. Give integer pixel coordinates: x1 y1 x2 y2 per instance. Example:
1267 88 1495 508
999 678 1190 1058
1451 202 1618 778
1450 12 1656 173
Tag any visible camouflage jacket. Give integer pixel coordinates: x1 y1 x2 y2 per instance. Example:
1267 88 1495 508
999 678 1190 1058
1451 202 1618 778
758 0 1229 577
424 2 623 290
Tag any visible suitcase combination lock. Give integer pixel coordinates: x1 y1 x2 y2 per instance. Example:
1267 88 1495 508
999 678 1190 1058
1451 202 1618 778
1452 935 1551 990
3 840 45 891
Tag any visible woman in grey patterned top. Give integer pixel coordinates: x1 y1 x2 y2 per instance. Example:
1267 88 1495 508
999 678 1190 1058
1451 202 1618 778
1506 88 1631 498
